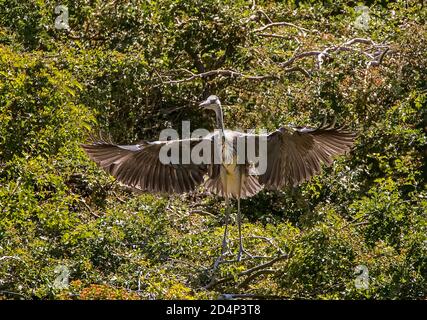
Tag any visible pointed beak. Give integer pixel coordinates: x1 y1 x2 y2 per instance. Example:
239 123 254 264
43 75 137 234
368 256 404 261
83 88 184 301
199 99 210 108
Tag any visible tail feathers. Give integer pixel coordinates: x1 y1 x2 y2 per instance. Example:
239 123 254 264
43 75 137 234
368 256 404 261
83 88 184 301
204 174 263 199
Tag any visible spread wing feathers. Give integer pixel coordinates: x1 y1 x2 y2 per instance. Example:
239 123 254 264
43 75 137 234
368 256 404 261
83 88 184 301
259 122 357 189
82 138 218 194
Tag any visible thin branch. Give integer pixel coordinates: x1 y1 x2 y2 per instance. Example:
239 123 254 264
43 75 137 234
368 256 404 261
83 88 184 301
279 51 322 68
167 257 210 271
368 47 390 68
248 235 285 254
0 179 21 214
253 22 310 34
338 214 369 231
255 10 273 24
160 105 187 115
215 255 272 265
0 256 23 263
237 269 276 288
65 30 106 41
218 293 288 300
256 33 294 40
79 198 100 218
343 38 376 46
204 254 288 289
158 69 278 85
284 66 311 77
158 37 389 85
238 254 288 275
111 191 126 204
278 38 390 70
317 38 389 68
188 209 216 218
251 0 256 11
377 47 390 64
352 221 370 227
0 290 29 299
184 45 205 73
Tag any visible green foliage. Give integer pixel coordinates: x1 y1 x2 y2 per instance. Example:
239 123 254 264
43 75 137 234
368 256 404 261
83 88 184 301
0 0 426 299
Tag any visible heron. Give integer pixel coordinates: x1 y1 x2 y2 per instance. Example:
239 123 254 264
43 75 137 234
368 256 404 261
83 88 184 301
82 95 356 265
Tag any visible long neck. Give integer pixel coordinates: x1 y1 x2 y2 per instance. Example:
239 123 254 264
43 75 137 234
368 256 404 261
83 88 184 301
214 105 224 132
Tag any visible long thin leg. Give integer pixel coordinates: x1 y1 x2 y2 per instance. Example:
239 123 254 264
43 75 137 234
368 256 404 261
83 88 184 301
236 167 253 261
236 167 244 261
220 195 230 255
237 195 243 261
213 186 230 270
236 195 254 260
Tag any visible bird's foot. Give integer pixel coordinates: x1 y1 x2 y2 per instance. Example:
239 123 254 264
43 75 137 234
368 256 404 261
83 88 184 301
237 247 254 262
212 250 233 270
212 255 222 270
213 239 233 270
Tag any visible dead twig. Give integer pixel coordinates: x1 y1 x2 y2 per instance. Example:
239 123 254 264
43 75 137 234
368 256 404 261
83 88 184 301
218 293 288 300
279 51 322 68
237 269 276 289
204 254 288 289
0 256 24 263
188 209 216 218
255 10 272 23
215 255 272 266
284 66 311 77
157 38 389 85
256 33 294 40
0 290 29 299
247 235 285 254
253 22 310 35
79 198 100 218
278 38 390 71
111 190 126 204
338 214 369 231
158 69 278 85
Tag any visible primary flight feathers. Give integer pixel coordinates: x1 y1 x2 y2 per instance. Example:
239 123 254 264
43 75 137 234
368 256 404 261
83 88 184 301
82 123 356 197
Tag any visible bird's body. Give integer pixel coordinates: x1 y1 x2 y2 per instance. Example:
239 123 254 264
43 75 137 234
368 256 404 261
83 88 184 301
200 129 263 199
82 95 357 263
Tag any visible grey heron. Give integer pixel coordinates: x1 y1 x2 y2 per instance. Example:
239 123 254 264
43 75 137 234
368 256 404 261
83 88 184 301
82 95 356 264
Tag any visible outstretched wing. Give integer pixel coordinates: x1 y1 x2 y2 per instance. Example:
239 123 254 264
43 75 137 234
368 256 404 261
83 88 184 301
259 122 357 189
82 137 218 194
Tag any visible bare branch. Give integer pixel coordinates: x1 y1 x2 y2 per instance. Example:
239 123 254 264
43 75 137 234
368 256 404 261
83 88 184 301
284 66 311 77
368 47 390 68
184 45 205 73
277 38 390 70
237 269 276 288
247 235 285 254
317 38 389 68
204 254 288 289
157 38 389 86
214 255 272 265
255 10 273 24
251 0 256 11
238 254 288 275
279 51 322 68
158 69 279 85
218 293 288 300
78 198 100 218
342 38 376 46
0 290 29 300
188 209 216 218
253 22 310 34
256 33 294 40
111 190 126 204
0 256 23 263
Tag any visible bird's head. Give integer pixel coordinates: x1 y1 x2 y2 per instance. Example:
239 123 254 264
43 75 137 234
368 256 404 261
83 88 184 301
199 95 221 111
